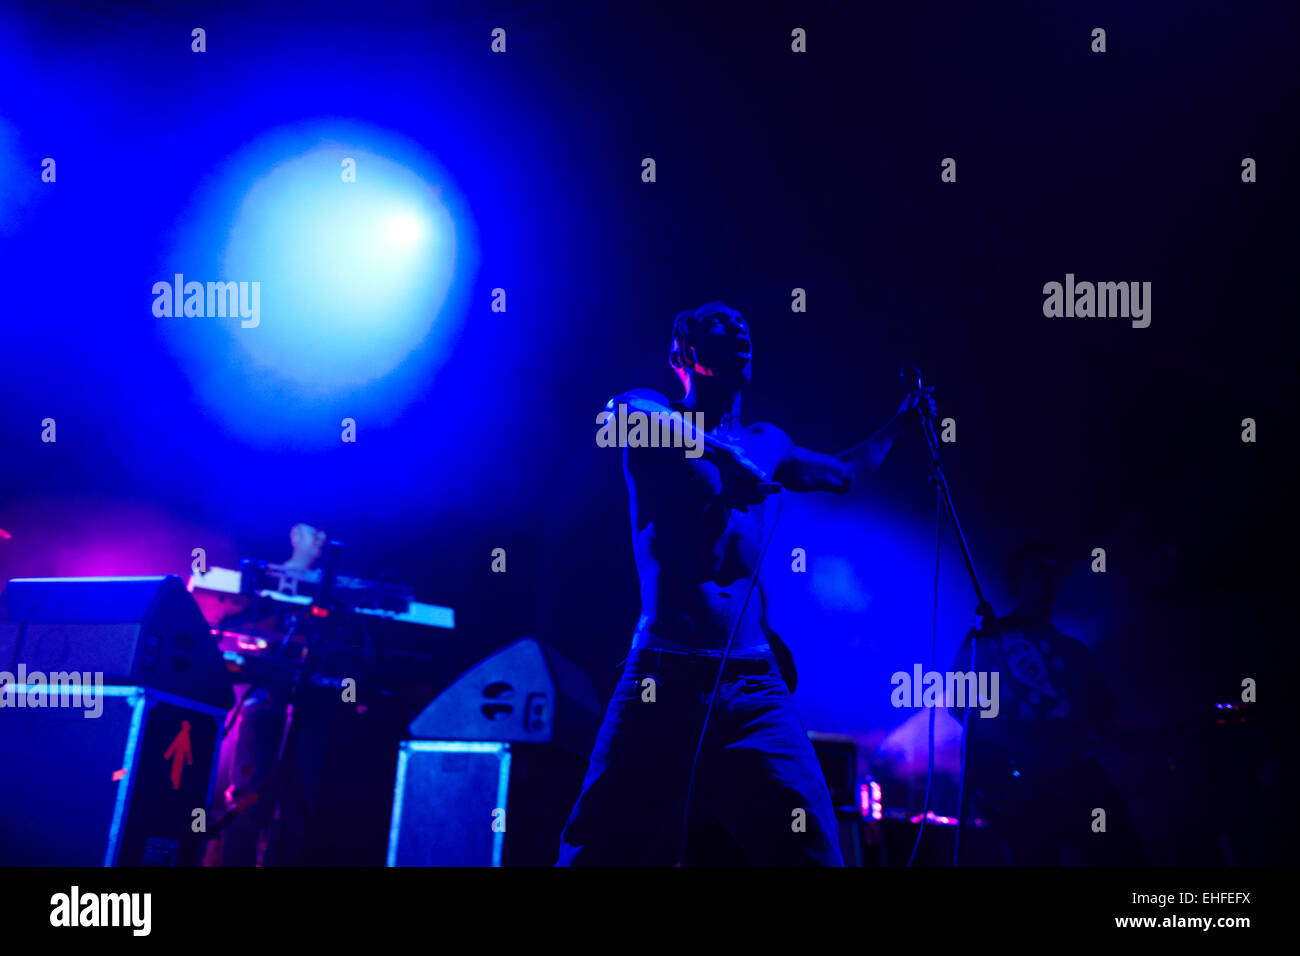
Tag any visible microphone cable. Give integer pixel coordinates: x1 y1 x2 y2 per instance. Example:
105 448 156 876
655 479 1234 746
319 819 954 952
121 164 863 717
953 621 977 866
678 488 785 865
907 482 943 866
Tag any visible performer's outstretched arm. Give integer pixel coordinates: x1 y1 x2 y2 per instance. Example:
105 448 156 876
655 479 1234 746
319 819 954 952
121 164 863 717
775 388 936 493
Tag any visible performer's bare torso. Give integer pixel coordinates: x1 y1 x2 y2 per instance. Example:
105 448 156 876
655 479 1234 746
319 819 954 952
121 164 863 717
610 301 925 655
626 412 791 653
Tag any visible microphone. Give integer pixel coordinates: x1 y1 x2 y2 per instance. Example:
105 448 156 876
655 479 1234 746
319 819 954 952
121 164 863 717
899 366 937 422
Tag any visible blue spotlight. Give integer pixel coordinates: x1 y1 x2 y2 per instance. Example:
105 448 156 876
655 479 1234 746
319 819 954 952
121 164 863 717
386 212 425 247
163 122 477 446
220 142 456 386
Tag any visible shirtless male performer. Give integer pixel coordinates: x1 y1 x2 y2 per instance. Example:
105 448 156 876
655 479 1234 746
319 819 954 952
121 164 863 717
556 301 934 865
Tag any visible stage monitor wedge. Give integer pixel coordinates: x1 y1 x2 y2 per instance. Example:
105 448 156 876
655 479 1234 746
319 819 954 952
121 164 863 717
3 575 234 712
407 638 599 758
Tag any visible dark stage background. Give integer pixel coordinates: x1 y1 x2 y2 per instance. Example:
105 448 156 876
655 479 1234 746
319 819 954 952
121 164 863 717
0 0 1295 865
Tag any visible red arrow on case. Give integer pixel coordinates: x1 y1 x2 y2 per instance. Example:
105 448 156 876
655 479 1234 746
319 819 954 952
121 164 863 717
163 720 193 790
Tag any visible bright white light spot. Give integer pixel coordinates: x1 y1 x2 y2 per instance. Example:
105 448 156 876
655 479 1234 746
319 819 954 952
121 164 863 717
387 212 423 246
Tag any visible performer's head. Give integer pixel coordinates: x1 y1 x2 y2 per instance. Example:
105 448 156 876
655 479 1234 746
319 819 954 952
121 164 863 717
1007 541 1060 618
669 301 753 396
287 522 327 570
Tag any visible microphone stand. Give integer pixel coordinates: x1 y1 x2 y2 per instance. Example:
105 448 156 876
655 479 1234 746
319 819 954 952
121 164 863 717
209 542 350 864
263 539 346 865
904 368 994 866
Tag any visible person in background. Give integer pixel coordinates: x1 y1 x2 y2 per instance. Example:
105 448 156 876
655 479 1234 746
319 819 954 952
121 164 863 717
951 541 1144 865
209 523 327 866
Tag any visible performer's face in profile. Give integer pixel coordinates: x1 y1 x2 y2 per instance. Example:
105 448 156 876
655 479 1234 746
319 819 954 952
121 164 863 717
678 308 753 385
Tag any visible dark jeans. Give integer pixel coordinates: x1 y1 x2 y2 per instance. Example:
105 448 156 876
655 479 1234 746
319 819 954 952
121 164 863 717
557 646 844 866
